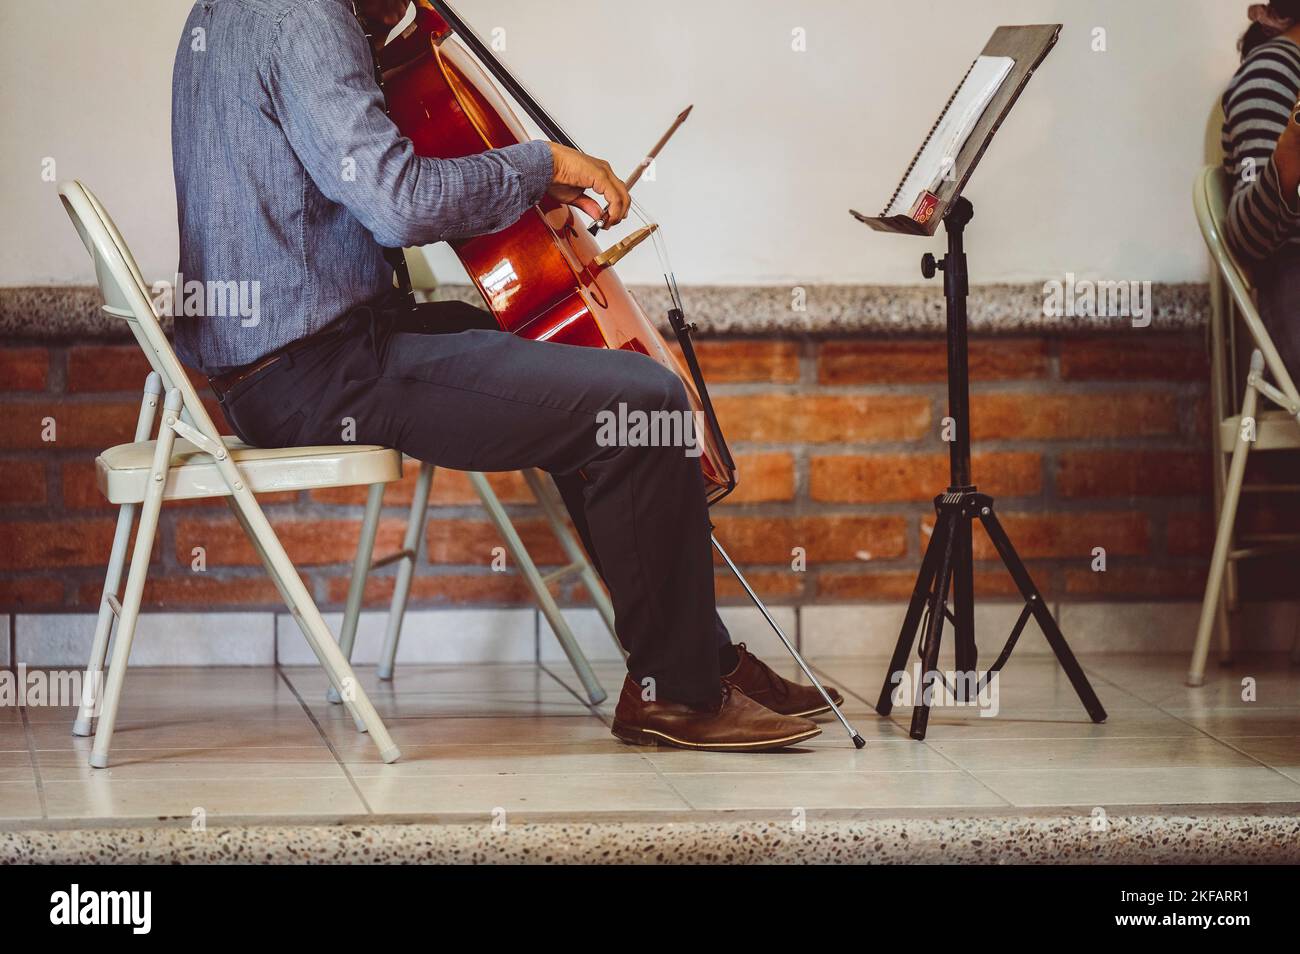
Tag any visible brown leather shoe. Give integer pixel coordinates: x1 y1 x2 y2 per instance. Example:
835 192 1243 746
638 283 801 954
611 676 820 752
723 643 845 718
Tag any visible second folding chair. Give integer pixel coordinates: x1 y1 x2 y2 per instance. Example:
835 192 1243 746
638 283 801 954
1190 165 1300 686
332 463 625 705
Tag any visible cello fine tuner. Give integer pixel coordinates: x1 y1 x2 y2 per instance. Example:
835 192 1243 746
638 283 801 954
591 224 659 270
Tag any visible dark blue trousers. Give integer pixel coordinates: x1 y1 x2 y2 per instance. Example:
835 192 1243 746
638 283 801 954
218 296 731 706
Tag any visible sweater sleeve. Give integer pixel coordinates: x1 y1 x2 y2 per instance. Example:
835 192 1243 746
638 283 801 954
266 1 553 249
1222 43 1300 264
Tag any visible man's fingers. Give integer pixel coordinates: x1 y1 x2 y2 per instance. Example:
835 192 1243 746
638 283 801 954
612 178 630 224
599 160 630 224
546 146 634 227
583 175 616 227
592 171 630 226
569 194 603 222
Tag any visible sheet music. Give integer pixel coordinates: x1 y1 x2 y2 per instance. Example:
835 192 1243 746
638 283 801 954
885 55 1015 217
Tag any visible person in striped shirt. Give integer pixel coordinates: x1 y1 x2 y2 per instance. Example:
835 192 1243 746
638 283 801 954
1223 2 1300 371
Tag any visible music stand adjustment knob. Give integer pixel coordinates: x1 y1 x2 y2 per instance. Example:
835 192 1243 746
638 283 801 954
921 253 943 279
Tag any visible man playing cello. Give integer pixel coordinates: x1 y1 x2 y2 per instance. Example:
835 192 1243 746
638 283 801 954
170 0 842 751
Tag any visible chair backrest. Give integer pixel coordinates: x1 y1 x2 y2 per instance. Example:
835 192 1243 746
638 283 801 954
1204 99 1226 170
58 180 224 440
1193 165 1300 403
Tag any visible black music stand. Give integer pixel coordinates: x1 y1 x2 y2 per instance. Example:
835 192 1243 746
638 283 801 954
851 24 1107 740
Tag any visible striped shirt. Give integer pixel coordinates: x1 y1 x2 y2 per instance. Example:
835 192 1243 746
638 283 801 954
1221 37 1300 263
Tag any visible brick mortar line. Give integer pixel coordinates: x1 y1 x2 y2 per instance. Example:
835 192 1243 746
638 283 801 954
0 377 1210 396
0 334 1230 610
703 380 1207 395
0 500 1220 530
3 425 1210 457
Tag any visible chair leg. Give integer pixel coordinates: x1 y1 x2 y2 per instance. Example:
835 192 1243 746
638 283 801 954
223 483 399 761
1207 276 1237 665
523 469 624 658
73 501 135 737
1190 381 1257 687
326 481 385 704
215 499 356 732
470 471 606 705
75 373 163 738
1215 582 1234 666
88 389 180 768
1216 488 1238 665
378 461 433 681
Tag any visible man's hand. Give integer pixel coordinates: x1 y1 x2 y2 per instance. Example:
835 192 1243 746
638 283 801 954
546 143 630 229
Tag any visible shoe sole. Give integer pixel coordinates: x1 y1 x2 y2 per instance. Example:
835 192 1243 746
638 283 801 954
611 721 821 752
771 695 846 719
790 704 833 718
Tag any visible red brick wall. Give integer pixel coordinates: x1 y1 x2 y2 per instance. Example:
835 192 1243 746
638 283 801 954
0 331 1229 612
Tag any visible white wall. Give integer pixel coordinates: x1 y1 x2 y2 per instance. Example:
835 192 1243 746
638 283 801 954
0 0 1244 287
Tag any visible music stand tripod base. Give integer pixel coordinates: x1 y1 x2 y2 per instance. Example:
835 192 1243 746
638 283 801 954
872 198 1108 741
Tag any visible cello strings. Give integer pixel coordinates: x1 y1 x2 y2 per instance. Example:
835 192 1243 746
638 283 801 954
628 196 685 316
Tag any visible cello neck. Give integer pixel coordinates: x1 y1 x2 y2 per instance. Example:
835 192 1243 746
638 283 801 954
423 0 581 150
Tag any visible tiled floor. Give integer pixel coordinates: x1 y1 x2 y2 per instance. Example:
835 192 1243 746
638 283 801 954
1 653 1298 824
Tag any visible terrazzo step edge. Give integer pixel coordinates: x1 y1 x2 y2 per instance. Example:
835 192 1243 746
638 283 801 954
3 809 1296 864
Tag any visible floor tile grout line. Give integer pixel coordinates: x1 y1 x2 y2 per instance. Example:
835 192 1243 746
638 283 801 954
275 665 374 814
1075 659 1160 706
937 765 1299 776
535 660 613 726
801 655 1290 783
534 660 670 770
1146 697 1300 790
807 657 1016 807
16 705 48 820
607 724 700 809
815 651 1149 722
922 733 1290 746
805 656 916 738
535 659 788 810
649 768 970 779
510 660 699 808
533 658 671 771
655 773 704 811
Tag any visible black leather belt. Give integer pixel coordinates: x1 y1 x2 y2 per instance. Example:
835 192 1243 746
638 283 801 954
209 349 287 400
207 308 365 400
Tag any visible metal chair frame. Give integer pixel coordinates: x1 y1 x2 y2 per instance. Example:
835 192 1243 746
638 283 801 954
335 463 623 705
1191 165 1300 685
60 180 402 766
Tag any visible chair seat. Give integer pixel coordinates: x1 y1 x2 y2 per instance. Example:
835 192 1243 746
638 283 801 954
96 437 403 503
1219 408 1300 452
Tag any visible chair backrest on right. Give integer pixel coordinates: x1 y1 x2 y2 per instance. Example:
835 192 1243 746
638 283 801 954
1193 165 1300 405
58 180 225 442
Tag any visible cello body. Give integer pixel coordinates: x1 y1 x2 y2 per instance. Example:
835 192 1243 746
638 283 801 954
371 2 734 502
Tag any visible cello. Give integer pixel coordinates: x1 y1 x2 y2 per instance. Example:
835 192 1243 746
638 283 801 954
360 0 735 502
357 0 861 746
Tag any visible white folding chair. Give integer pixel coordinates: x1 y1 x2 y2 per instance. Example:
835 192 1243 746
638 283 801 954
333 463 625 705
1190 166 1300 685
59 180 401 767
